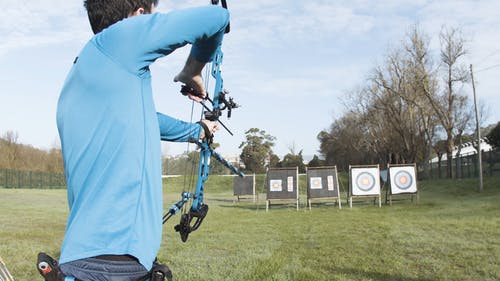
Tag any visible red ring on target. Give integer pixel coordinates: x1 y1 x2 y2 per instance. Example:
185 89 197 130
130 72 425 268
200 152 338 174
394 170 413 190
356 172 375 191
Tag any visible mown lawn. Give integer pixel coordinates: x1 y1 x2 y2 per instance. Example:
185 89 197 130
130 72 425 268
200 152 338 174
1 176 499 281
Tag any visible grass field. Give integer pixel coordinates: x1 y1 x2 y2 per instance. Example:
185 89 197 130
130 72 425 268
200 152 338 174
1 175 499 281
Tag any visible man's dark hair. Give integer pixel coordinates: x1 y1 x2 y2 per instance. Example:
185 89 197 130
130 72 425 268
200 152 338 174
84 0 159 34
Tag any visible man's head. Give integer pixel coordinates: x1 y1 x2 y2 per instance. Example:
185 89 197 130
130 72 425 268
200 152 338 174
84 0 159 34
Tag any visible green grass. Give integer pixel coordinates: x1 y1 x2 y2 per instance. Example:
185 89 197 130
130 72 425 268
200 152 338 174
1 176 499 281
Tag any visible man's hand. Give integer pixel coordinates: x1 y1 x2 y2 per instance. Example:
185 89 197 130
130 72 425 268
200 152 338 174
199 119 219 141
174 55 207 102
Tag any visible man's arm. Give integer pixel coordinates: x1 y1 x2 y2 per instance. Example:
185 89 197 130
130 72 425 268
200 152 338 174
157 113 200 142
157 113 218 142
93 6 229 75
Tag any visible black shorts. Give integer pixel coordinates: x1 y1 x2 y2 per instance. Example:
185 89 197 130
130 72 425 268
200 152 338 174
60 256 149 281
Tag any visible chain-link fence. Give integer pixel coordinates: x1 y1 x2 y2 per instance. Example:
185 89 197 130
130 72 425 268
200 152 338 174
429 149 500 179
0 169 66 189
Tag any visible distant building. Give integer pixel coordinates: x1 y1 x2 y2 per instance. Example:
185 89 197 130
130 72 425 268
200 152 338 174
430 139 493 163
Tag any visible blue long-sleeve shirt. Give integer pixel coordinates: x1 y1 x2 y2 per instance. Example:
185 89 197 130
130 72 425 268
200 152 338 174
56 6 229 270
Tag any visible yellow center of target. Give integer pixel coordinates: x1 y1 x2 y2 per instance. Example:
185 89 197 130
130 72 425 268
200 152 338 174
272 182 279 188
361 177 370 186
313 180 320 186
399 176 408 184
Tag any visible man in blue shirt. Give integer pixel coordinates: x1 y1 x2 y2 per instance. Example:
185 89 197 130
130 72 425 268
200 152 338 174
55 0 228 280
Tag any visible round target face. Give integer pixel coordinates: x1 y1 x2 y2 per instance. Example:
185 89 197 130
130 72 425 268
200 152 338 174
394 170 413 190
356 172 375 191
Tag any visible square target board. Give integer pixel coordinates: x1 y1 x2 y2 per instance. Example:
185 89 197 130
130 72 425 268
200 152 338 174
266 167 299 211
349 165 381 196
388 164 417 194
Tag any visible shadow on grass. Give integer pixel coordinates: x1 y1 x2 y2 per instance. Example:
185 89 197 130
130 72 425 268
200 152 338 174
217 201 300 211
336 266 434 281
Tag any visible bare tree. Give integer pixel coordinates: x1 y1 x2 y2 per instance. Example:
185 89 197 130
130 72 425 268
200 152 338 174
1 131 20 169
363 26 438 168
420 26 471 178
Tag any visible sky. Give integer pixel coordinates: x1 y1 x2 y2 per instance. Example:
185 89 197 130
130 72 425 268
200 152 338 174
1 0 499 159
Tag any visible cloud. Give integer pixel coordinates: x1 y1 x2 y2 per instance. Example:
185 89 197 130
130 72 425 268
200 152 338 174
0 1 89 56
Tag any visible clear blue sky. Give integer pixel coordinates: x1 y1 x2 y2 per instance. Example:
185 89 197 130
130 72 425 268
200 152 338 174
1 0 499 158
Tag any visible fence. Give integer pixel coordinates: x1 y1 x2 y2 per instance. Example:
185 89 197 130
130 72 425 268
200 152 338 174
0 169 66 189
429 149 500 179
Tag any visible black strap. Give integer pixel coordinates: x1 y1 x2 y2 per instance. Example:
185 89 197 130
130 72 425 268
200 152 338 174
197 121 213 143
136 260 172 281
37 252 65 281
94 254 138 262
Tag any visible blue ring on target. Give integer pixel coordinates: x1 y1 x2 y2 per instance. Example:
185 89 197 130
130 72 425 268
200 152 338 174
356 172 375 191
394 170 412 190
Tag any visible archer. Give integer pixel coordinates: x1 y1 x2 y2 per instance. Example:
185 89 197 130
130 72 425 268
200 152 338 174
37 1 227 280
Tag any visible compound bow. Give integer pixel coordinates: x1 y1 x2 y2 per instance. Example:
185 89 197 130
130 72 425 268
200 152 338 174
162 0 244 242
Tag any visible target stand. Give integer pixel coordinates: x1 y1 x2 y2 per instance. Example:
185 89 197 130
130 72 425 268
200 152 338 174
348 165 382 208
386 164 419 206
306 166 341 210
233 174 256 203
266 167 299 211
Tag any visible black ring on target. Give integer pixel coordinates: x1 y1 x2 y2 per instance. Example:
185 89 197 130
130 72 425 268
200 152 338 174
394 170 413 190
355 172 375 191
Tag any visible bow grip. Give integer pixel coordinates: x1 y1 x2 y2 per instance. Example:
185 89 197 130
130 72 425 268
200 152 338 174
180 85 207 100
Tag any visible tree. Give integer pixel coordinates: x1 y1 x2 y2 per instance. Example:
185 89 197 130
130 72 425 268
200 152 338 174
0 131 65 173
279 147 306 173
1 131 20 169
318 25 474 179
421 26 471 178
307 155 325 168
239 128 276 173
486 122 500 149
317 112 376 171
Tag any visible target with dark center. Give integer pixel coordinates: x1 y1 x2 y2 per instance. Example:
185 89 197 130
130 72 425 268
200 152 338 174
356 172 375 191
394 170 413 190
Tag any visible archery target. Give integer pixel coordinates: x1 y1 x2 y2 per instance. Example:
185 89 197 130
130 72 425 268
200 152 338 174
266 168 299 200
233 174 255 196
270 179 282 192
350 167 380 196
306 167 340 199
389 166 417 194
310 177 322 189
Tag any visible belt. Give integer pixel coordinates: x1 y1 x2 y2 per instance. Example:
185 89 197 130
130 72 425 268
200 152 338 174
94 255 138 262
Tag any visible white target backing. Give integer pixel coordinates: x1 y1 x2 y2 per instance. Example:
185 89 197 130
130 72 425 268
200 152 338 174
350 167 381 196
389 165 417 194
269 179 282 192
310 177 322 189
